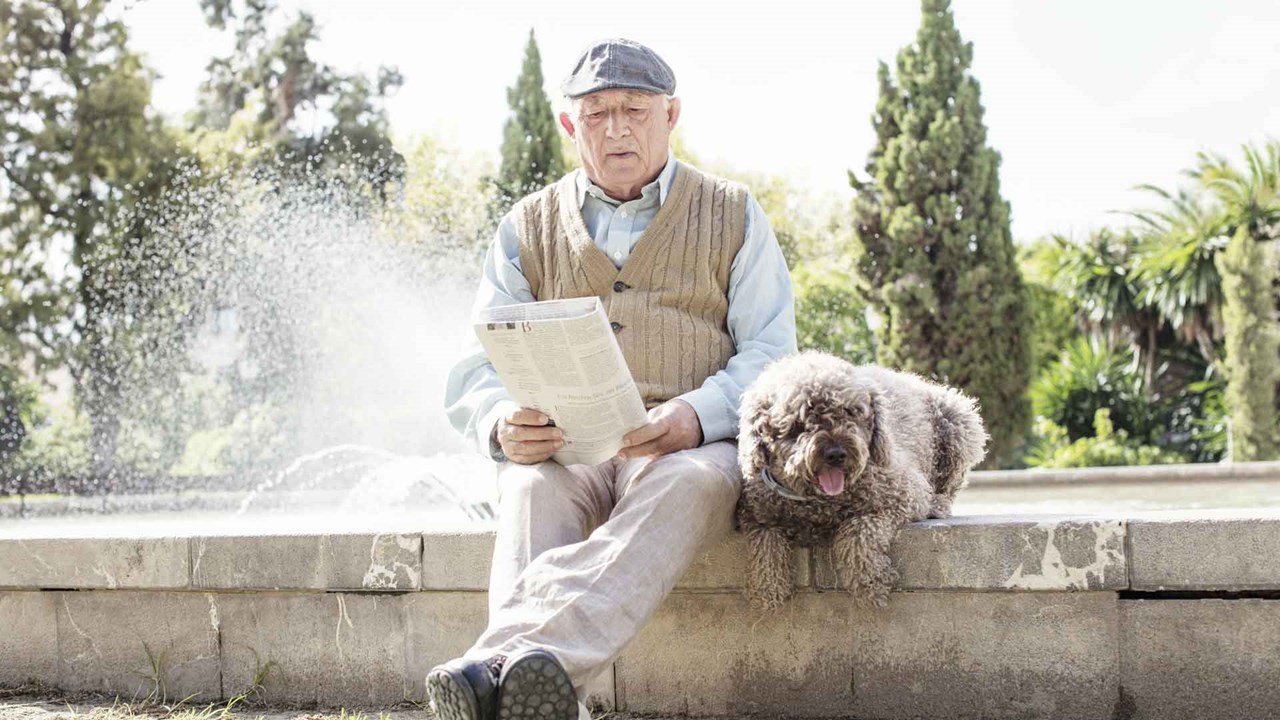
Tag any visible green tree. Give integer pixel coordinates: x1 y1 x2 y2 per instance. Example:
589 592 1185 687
1188 141 1280 460
0 0 193 477
193 0 404 187
493 29 565 213
849 0 1031 467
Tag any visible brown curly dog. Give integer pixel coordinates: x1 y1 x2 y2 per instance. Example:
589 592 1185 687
736 351 988 609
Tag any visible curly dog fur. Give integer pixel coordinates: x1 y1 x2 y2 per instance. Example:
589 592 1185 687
737 351 989 609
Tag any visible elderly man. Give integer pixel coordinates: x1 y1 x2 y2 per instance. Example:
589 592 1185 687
434 38 796 720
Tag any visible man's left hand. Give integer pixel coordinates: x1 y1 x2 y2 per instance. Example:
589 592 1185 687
618 398 703 460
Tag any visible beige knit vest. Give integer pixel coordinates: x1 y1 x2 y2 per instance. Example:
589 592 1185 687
515 162 747 408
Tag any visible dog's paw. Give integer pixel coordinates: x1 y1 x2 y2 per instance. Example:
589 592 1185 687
850 581 891 609
746 584 791 611
849 562 897 609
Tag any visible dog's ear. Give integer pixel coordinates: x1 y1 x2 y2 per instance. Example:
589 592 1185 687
868 387 893 467
738 388 774 478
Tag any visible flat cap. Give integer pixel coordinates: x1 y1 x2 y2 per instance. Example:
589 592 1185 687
560 38 676 99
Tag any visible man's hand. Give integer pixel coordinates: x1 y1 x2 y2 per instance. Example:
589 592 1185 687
495 405 564 465
617 399 703 460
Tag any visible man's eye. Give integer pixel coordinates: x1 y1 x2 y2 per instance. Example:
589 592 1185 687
628 107 646 113
587 112 604 120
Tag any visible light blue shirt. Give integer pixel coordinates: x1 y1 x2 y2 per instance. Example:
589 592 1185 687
444 151 797 460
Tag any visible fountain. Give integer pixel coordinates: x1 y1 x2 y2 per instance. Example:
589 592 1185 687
0 160 497 535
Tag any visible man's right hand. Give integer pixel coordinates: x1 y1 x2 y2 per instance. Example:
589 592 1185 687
494 405 565 464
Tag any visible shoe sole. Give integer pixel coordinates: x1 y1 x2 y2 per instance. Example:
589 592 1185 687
426 666 481 720
498 653 577 720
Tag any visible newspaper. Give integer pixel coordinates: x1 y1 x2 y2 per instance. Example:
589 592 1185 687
474 297 649 466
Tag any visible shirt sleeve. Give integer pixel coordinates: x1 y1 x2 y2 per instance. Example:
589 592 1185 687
442 211 534 460
676 192 798 444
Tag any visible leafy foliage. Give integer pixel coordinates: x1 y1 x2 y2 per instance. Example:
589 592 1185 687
0 0 196 478
1025 409 1187 469
793 265 876 364
192 0 405 188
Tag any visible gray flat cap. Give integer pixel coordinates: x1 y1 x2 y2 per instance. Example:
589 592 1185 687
561 38 676 99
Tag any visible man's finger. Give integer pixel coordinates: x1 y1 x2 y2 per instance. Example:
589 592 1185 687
622 420 668 448
620 435 674 459
506 439 562 461
507 408 551 426
504 424 563 442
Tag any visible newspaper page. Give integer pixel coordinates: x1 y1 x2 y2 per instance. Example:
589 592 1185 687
474 297 649 466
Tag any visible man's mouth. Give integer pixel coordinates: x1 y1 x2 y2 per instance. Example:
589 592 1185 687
606 151 636 159
817 466 845 496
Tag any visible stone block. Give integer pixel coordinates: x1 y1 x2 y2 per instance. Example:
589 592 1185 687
216 592 406 706
1129 514 1280 590
402 592 490 702
1120 599 1280 719
616 592 858 716
55 591 220 701
421 531 494 591
675 532 809 590
192 533 421 591
811 516 1128 592
0 537 189 590
616 590 1119 719
0 591 58 686
848 592 1119 719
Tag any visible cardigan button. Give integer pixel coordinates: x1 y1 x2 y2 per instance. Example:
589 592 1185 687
610 321 624 333
612 281 629 293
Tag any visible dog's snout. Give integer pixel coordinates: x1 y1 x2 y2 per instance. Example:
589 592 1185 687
823 446 848 465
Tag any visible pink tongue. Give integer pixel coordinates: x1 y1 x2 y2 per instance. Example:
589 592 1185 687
818 467 846 496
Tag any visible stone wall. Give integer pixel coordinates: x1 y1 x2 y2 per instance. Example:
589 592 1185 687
2 511 1279 719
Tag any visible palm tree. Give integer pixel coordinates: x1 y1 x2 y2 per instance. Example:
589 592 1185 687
1047 230 1163 388
1124 185 1229 364
1189 141 1280 241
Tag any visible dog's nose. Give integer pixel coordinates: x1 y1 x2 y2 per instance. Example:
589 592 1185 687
823 446 848 465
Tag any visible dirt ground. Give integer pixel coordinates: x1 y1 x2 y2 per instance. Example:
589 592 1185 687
0 688 640 720
0 686 427 720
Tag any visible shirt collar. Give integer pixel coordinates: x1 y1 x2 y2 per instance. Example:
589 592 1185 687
575 149 678 209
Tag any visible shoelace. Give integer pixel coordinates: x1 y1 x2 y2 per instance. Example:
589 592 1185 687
484 654 508 681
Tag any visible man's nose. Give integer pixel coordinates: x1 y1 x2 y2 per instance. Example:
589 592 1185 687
605 111 628 139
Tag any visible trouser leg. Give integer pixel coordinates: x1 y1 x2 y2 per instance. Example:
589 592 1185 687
465 441 742 696
481 459 614 621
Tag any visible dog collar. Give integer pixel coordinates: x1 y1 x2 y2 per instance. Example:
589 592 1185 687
760 467 814 503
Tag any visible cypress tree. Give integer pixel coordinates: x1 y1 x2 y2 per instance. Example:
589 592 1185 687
494 29 565 210
1216 226 1280 460
850 0 1031 467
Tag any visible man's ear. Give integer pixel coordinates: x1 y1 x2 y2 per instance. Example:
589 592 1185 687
666 96 681 131
558 111 575 138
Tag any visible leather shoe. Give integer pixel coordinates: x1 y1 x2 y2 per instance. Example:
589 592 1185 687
426 655 503 720
496 648 577 720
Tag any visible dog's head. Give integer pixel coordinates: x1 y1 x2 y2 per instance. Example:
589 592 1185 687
739 352 891 500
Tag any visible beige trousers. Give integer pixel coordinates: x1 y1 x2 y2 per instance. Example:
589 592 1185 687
463 441 742 718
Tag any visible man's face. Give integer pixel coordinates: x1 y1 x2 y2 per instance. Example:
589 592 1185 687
559 89 681 198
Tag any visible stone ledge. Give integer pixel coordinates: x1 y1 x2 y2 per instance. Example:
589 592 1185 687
0 537 189 590
969 460 1280 487
814 515 1127 592
1128 509 1280 591
3 511 1280 594
192 533 422 591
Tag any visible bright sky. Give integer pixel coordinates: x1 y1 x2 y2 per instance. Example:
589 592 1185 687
122 0 1280 243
